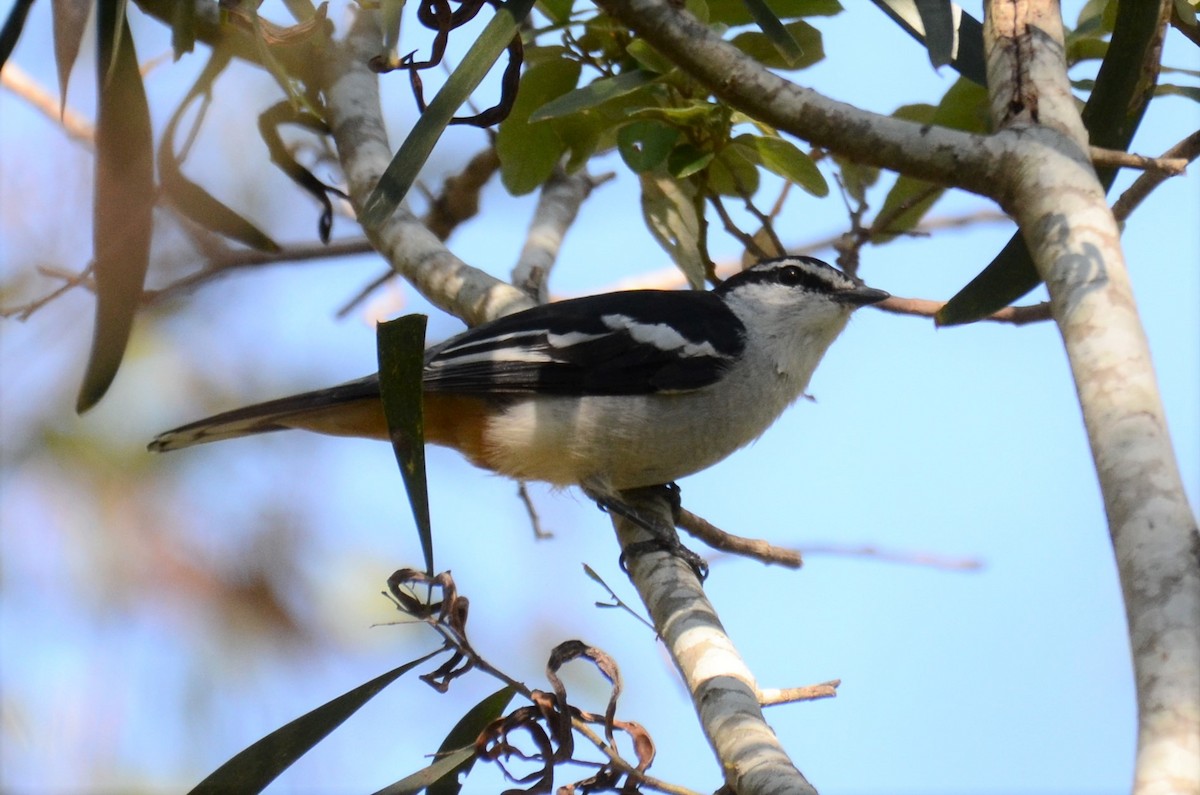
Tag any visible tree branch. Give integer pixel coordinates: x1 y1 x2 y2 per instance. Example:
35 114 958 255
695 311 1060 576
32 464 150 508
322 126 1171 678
613 490 816 795
320 10 534 327
982 4 1200 794
512 167 612 302
592 0 1007 199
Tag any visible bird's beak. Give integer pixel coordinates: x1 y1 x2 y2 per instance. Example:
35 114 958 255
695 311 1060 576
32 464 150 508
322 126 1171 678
835 285 890 306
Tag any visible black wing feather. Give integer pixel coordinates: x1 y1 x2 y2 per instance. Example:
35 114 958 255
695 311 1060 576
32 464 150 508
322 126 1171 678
423 290 745 396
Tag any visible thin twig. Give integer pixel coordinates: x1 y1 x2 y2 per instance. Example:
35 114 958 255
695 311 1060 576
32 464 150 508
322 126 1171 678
1111 130 1200 221
676 509 803 568
517 481 553 539
877 295 1052 325
759 680 841 707
149 237 376 301
1 62 96 147
798 543 983 571
1089 145 1189 174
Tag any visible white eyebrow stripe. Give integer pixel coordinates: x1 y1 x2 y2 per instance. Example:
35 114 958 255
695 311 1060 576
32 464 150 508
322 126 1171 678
601 314 727 359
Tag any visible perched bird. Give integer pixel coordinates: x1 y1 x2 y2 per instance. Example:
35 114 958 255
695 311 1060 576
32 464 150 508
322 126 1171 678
151 257 887 573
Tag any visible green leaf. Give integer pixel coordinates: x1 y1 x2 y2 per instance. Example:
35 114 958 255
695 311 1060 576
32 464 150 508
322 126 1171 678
371 748 478 795
617 120 679 173
667 144 715 179
377 314 434 575
730 19 824 70
172 0 196 59
189 657 434 795
160 164 281 252
78 3 155 413
0 0 37 71
914 0 954 68
496 58 582 194
874 77 987 241
707 0 841 26
51 0 93 110
746 134 827 195
360 0 536 226
529 70 656 122
537 0 573 25
625 38 676 75
425 687 517 795
707 141 760 196
640 173 706 288
741 0 806 67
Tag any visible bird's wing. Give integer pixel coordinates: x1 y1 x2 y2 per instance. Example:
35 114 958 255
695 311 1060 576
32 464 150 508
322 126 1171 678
423 290 746 395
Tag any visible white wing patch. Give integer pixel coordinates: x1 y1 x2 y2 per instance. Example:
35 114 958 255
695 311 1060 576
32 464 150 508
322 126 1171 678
601 314 726 359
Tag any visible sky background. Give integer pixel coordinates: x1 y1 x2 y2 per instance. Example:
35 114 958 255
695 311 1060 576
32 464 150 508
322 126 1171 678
1 1 1198 793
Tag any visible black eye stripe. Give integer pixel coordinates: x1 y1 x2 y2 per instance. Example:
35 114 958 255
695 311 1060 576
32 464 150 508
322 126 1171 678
717 258 847 295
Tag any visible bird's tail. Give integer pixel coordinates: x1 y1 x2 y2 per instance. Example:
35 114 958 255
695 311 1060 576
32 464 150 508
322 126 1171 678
148 376 387 452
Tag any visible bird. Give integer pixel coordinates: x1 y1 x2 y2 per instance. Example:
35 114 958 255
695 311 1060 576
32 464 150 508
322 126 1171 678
150 256 888 573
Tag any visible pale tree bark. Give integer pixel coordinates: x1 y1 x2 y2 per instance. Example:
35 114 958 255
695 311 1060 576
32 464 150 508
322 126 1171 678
597 0 1200 792
981 4 1200 794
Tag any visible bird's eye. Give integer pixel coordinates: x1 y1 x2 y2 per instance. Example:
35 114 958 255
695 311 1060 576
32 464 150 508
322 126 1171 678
778 265 805 286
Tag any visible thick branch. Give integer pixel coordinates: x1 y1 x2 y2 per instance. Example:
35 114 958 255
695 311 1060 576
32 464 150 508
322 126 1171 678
593 0 1006 199
613 490 815 795
320 11 533 326
983 4 1200 794
512 167 611 302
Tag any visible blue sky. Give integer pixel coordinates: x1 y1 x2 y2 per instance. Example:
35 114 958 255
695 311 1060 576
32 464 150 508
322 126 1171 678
1 1 1197 792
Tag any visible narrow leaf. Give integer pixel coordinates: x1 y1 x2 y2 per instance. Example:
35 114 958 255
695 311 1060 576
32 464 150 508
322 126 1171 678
51 0 93 111
426 687 517 795
160 165 281 252
360 0 536 227
371 748 478 795
0 0 36 71
528 70 656 122
78 3 154 412
914 0 954 68
189 656 435 795
377 314 434 575
741 0 806 66
172 0 195 59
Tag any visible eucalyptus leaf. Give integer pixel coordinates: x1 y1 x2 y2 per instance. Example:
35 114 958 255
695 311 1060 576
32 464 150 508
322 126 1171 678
51 0 92 109
78 3 154 413
360 0 536 226
529 70 656 122
377 314 434 574
190 657 435 795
